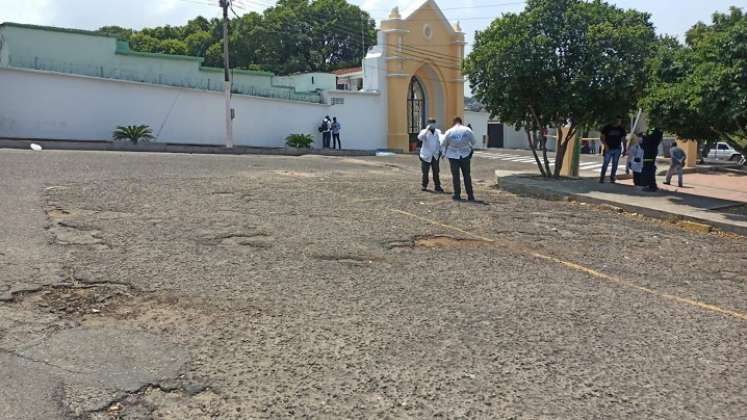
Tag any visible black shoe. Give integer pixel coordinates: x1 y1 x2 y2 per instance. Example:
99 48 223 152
663 181 671 185
678 184 684 188
421 187 428 191
435 187 445 193
452 196 463 201
610 178 616 184
599 178 605 183
467 196 476 202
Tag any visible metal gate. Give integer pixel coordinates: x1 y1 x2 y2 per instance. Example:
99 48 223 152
407 77 426 149
488 123 504 148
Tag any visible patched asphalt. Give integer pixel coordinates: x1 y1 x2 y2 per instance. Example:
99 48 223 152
0 149 745 419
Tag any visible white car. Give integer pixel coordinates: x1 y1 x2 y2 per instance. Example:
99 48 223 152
707 142 743 161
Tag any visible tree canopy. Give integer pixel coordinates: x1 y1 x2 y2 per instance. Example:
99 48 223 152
641 7 747 157
464 0 656 177
97 0 376 75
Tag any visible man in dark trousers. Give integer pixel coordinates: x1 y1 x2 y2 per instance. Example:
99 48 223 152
331 117 342 150
417 119 444 192
599 116 627 183
319 116 332 149
640 128 663 192
442 117 476 201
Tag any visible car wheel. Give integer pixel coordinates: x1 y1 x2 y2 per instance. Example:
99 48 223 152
730 154 742 161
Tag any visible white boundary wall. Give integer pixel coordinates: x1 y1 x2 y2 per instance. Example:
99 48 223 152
0 67 388 150
464 110 489 150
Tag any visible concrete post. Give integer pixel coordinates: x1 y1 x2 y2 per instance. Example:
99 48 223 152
676 138 698 168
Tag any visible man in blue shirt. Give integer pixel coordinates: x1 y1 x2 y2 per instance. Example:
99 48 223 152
664 141 687 187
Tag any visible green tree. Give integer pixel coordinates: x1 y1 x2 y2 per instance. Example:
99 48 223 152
97 25 133 41
204 42 225 68
640 37 719 161
158 39 189 56
96 0 375 75
642 7 747 162
184 31 213 57
129 33 161 53
308 0 376 71
464 0 656 177
183 16 212 36
141 25 183 41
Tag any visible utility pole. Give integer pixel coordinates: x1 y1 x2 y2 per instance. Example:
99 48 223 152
361 15 365 56
220 0 234 148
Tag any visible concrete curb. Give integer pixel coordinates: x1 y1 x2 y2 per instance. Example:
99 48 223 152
0 138 378 157
496 173 747 236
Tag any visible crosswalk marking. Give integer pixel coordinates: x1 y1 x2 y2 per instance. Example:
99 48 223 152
475 151 613 175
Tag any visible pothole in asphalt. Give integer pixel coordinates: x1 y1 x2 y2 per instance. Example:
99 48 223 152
6 268 139 318
47 208 72 220
15 286 135 318
389 235 493 250
48 224 110 249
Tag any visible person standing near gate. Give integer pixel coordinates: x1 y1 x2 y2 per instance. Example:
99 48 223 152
417 119 444 193
331 117 342 150
599 116 627 183
319 116 332 149
442 117 476 201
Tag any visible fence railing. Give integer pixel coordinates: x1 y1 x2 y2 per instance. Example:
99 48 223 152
4 55 323 104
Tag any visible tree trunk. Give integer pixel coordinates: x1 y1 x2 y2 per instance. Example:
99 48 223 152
528 106 552 177
540 132 552 177
526 129 547 177
553 125 577 178
553 128 565 178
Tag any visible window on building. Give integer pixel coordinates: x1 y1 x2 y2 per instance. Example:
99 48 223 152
331 97 345 105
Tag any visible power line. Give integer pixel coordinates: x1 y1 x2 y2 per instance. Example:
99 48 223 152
366 1 525 12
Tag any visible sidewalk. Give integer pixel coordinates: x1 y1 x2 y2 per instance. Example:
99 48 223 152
0 138 377 157
496 170 747 236
621 171 747 204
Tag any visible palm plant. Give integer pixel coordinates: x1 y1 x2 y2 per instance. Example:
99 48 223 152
112 125 155 144
285 133 314 149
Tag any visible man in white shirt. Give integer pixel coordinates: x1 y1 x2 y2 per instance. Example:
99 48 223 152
319 116 332 149
417 119 445 192
442 117 476 201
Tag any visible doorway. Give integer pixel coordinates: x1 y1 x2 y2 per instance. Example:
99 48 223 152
407 77 426 151
488 123 504 148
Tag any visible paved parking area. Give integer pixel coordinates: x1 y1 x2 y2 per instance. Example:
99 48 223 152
1 149 746 419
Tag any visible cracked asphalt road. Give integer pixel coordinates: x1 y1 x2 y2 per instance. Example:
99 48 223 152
1 149 746 419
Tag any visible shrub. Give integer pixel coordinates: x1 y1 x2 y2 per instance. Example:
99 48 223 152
112 125 155 144
286 133 314 149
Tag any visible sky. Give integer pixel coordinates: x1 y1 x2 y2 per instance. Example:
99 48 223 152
1 0 744 95
2 0 743 40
